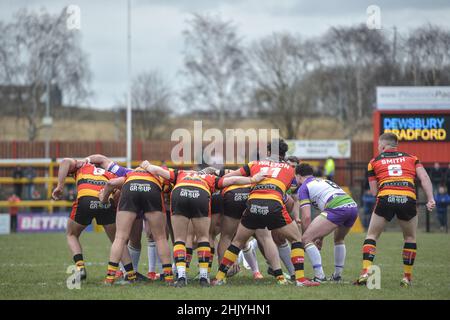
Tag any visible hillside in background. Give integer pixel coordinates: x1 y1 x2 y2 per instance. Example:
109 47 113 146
0 112 373 142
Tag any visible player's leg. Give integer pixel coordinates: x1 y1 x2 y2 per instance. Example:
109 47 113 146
302 216 338 282
271 229 295 280
355 212 388 285
171 214 190 286
275 221 319 287
127 218 143 272
145 210 174 283
191 216 212 285
217 215 240 261
103 222 134 279
398 215 418 287
105 211 136 284
146 231 161 280
213 222 255 284
208 213 221 274
331 225 351 281
185 220 195 276
255 228 287 280
66 219 87 279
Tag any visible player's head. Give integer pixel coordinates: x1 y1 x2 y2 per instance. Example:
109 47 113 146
378 132 398 153
295 163 314 184
267 138 288 160
286 156 300 167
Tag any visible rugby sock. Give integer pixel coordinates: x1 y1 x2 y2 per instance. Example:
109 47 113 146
197 242 211 279
123 262 136 281
278 241 295 276
362 239 377 274
185 247 193 274
174 241 187 279
162 263 174 283
208 247 215 273
402 242 417 281
305 243 325 279
273 268 285 281
243 243 259 273
334 244 346 277
216 244 240 280
106 261 119 282
73 254 85 271
127 244 141 272
250 238 259 251
291 242 306 282
147 240 157 273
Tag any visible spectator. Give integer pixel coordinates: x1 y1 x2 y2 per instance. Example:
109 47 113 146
31 189 43 213
445 163 450 196
313 165 323 177
323 156 335 181
429 162 444 195
23 166 36 200
435 186 450 232
8 193 20 232
12 166 23 198
362 189 376 230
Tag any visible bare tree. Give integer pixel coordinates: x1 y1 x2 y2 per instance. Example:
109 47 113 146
0 8 91 141
130 71 172 139
403 24 450 85
181 13 248 130
248 32 316 139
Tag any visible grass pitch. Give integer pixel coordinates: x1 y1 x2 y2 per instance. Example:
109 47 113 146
0 231 449 300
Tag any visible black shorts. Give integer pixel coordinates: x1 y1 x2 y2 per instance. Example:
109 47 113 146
171 186 210 219
241 198 292 230
223 187 250 220
70 196 116 226
211 191 224 215
374 195 417 222
119 179 163 214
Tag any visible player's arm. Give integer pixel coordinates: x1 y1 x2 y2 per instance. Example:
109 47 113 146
222 168 243 178
140 160 171 180
416 166 436 212
99 177 126 204
299 204 312 232
367 161 378 196
52 158 78 200
368 180 378 197
220 172 265 188
86 154 113 169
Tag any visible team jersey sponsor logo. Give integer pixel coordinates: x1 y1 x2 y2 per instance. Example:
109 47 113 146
179 188 201 198
387 195 408 204
129 183 152 192
249 204 269 215
233 192 249 201
89 200 111 209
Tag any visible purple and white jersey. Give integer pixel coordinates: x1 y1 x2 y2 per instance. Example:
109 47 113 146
297 176 354 211
107 162 133 177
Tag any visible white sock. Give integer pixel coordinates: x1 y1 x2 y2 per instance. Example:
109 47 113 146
250 238 258 251
305 243 325 279
177 265 186 279
199 266 209 279
147 241 157 273
243 243 259 273
237 251 244 264
334 244 346 277
278 241 295 276
128 244 141 272
119 262 125 274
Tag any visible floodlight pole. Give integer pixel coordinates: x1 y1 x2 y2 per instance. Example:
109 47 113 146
126 0 132 168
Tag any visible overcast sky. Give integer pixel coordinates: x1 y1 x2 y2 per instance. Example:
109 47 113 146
1 0 450 110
